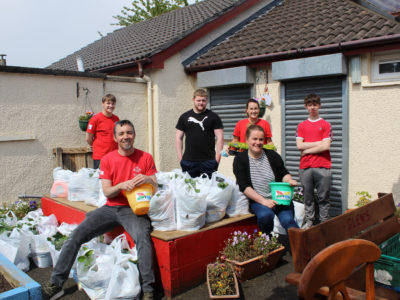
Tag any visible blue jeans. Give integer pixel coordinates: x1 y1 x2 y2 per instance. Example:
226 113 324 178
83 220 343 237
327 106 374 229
50 205 154 292
249 201 299 234
180 159 218 178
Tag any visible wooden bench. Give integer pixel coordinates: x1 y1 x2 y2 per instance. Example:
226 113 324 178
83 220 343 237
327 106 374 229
286 193 400 299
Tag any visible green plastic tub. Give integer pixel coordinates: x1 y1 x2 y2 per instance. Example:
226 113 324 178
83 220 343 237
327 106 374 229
269 182 294 205
374 233 400 290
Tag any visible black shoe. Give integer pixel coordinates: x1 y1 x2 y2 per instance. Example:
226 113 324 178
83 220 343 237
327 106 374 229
142 291 154 300
43 282 65 300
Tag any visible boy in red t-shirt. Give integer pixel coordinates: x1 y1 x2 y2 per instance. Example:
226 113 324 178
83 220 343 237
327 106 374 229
86 94 120 169
296 94 332 229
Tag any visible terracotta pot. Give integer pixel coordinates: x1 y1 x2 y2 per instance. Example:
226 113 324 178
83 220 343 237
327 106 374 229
207 264 239 299
224 246 285 281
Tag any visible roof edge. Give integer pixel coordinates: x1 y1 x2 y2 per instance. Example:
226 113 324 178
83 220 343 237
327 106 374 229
185 33 400 73
0 65 107 78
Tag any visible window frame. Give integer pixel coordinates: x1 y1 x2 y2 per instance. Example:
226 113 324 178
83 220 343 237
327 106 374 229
371 51 400 82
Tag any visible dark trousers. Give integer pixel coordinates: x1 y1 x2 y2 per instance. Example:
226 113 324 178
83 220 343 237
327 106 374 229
180 159 218 178
50 205 154 292
93 159 100 169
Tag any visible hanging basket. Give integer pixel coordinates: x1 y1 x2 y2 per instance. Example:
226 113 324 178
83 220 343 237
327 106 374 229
259 107 266 118
78 117 92 131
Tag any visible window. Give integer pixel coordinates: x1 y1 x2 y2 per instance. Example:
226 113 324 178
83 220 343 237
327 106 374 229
371 51 400 82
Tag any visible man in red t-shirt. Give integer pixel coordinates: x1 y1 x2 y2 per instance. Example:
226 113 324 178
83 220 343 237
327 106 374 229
45 120 157 300
296 94 332 229
86 94 120 169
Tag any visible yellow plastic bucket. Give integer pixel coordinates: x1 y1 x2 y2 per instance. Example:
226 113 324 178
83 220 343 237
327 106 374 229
122 184 154 215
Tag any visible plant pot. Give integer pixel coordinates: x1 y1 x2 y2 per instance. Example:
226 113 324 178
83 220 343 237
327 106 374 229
259 107 266 118
78 119 89 131
224 246 285 281
207 264 239 299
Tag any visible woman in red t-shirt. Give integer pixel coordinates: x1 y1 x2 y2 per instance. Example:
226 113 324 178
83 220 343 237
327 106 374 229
229 99 273 151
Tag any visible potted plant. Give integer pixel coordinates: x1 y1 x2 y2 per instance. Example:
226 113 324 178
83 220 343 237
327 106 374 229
78 111 93 131
258 97 266 118
346 191 372 213
227 142 239 155
221 230 284 281
207 261 239 299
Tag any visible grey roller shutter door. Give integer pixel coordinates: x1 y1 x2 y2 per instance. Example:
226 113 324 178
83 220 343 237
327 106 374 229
283 77 346 217
209 85 252 140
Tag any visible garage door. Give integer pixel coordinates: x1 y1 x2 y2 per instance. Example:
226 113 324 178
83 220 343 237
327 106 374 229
282 77 347 216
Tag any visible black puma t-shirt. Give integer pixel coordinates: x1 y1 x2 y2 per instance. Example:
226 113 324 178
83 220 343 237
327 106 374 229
176 109 223 161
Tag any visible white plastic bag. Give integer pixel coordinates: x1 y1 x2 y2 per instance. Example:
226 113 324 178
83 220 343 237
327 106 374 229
272 201 305 235
51 167 73 198
84 169 101 207
0 228 31 271
68 170 88 201
149 188 176 231
53 167 73 182
294 200 305 227
226 185 250 217
37 214 59 237
205 172 233 223
104 235 140 300
98 180 107 207
175 177 207 231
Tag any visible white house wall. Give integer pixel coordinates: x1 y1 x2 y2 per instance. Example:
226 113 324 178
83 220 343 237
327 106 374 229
347 54 400 206
0 71 147 204
149 53 197 172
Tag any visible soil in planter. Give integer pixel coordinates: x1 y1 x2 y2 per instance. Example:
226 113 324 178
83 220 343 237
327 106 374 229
0 272 13 293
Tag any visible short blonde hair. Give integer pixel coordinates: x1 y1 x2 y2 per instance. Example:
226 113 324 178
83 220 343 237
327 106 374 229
193 89 207 99
102 94 116 103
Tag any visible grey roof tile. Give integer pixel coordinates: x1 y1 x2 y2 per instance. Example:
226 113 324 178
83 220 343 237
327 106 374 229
188 0 400 68
48 0 245 71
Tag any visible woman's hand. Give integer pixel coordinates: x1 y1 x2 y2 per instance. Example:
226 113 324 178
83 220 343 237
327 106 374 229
288 179 298 186
262 198 277 208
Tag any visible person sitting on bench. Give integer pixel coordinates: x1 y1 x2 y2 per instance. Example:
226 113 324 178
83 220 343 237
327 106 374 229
44 120 157 300
233 124 298 235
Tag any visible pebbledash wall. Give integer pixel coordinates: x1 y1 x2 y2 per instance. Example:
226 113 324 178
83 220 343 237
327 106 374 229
0 67 147 204
347 53 400 206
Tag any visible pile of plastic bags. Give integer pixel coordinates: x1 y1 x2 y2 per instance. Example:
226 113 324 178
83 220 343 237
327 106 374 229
51 167 107 207
149 170 249 231
0 209 140 300
0 209 72 271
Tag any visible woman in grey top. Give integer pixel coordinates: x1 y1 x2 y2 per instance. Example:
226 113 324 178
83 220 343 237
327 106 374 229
233 125 299 234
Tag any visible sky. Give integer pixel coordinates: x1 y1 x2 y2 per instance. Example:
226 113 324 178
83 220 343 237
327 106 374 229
1 0 134 68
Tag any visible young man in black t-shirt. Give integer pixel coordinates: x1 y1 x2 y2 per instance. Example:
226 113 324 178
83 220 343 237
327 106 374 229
175 89 224 178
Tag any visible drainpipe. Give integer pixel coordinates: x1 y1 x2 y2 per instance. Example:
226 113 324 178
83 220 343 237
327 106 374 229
141 74 154 157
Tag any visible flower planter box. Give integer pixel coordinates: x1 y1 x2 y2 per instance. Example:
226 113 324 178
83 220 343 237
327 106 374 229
225 246 285 281
0 253 42 300
206 264 239 299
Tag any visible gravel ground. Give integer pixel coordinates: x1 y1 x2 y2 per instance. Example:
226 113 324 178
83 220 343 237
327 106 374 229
28 237 298 300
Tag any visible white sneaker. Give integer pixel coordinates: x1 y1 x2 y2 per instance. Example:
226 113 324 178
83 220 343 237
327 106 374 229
301 221 313 230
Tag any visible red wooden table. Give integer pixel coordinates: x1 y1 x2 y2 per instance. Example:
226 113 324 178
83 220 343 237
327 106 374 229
41 196 258 297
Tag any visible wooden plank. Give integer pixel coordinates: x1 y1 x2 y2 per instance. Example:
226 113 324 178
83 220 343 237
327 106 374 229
286 272 389 300
289 194 397 272
151 214 256 241
55 147 63 168
52 147 92 154
357 215 400 245
47 195 97 213
44 195 256 241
